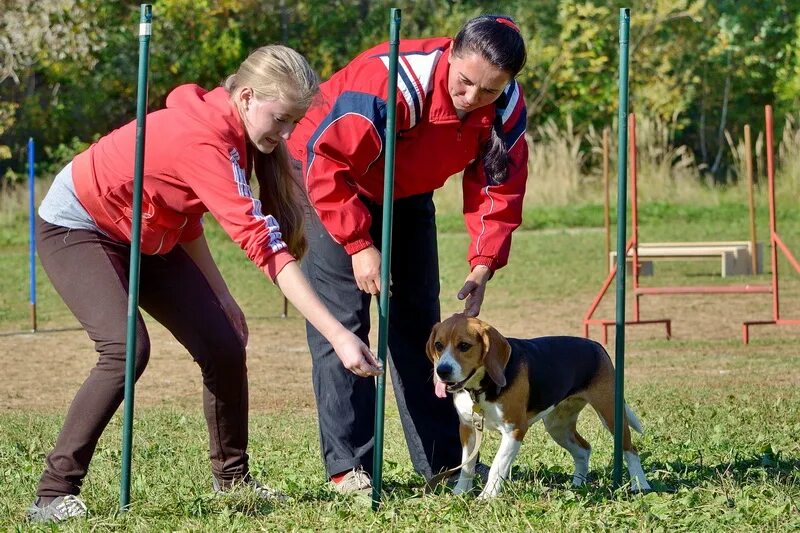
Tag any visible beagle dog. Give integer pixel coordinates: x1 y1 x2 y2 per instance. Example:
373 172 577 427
427 314 651 499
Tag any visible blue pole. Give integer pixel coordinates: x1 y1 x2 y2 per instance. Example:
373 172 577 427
613 7 631 489
28 137 37 332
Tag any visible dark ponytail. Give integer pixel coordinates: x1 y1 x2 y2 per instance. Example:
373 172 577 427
454 15 526 184
483 114 510 185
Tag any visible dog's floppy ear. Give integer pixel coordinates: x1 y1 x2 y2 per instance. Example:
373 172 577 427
425 322 441 363
480 322 511 388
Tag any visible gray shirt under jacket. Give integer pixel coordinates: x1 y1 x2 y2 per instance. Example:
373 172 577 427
38 162 100 232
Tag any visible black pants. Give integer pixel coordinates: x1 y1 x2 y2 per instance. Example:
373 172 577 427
301 193 462 480
35 218 249 497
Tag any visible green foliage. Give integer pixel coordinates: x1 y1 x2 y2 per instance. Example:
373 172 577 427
1 0 799 185
678 1 799 177
776 11 800 109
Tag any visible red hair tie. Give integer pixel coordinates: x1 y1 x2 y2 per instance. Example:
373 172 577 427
495 17 520 33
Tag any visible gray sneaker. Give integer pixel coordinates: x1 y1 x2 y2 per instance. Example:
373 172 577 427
26 495 88 523
329 467 372 498
213 474 287 502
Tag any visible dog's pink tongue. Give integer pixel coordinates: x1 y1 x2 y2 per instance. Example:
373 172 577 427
435 380 447 399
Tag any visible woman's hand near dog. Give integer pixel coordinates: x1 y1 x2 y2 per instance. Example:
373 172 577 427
277 262 383 377
458 265 492 317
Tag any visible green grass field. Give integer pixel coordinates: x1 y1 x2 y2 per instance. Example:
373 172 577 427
1 186 799 530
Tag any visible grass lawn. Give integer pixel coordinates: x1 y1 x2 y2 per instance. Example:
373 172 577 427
1 192 798 531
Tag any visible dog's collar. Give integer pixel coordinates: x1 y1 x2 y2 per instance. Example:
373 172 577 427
467 385 489 403
466 378 500 404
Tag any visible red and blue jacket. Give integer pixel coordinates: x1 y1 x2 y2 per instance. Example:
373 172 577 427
287 37 529 272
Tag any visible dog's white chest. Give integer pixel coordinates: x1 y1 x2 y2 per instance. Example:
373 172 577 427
453 391 507 432
454 391 555 434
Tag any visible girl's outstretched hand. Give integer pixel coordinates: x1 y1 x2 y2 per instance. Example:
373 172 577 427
331 330 384 377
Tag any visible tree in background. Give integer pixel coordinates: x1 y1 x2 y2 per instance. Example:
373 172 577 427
1 0 798 186
776 10 800 111
680 0 799 180
0 0 99 183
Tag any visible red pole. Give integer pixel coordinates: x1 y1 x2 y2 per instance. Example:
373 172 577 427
603 127 611 274
774 236 800 273
765 105 780 321
584 239 635 322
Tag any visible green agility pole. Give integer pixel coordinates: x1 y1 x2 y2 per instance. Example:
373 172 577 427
613 7 630 489
372 7 401 510
120 3 152 511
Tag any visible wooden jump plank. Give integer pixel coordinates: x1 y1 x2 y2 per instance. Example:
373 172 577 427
621 247 744 257
635 285 772 295
609 241 762 276
643 241 755 249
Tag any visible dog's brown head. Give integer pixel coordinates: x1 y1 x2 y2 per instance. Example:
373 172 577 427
426 314 511 397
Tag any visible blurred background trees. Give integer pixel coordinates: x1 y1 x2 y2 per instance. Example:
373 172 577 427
1 0 799 185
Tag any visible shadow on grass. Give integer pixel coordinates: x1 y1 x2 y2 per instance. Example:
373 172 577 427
514 449 800 495
641 452 800 491
0 326 82 337
367 449 800 502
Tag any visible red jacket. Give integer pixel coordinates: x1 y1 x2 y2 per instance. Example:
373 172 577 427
287 37 528 272
72 84 294 280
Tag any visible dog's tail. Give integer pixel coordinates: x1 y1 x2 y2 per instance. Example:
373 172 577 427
625 404 644 434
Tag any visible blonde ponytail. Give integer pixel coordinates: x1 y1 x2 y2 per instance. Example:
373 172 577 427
225 45 319 258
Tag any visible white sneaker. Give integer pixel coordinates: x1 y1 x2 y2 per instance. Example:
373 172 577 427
26 495 88 523
329 467 372 498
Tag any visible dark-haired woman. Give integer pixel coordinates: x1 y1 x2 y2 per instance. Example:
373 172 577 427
287 14 529 494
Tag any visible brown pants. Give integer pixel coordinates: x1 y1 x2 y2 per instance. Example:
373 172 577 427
35 218 249 497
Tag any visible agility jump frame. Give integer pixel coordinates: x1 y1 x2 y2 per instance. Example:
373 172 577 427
583 106 800 344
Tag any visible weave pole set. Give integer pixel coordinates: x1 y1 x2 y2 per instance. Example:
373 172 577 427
115 5 635 511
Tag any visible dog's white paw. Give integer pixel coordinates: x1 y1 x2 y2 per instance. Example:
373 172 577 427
476 483 501 500
476 489 497 500
572 474 587 487
452 480 473 496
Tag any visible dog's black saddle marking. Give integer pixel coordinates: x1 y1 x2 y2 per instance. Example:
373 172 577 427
481 336 605 413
